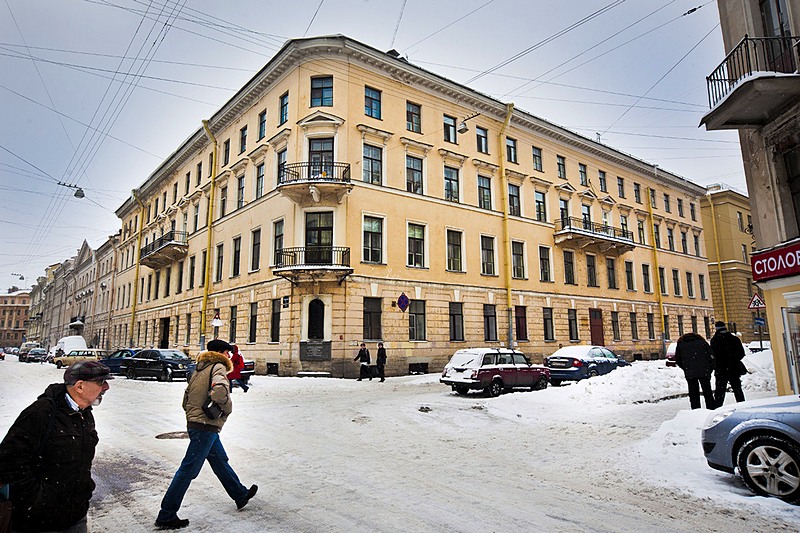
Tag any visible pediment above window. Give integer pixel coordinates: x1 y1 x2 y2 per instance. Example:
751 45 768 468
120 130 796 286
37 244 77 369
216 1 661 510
472 158 498 174
356 124 393 145
578 189 597 202
599 195 616 206
297 110 345 134
556 182 576 197
248 143 269 163
268 128 291 152
505 169 526 185
230 158 248 175
529 175 551 191
400 137 433 156
216 169 232 188
438 148 468 167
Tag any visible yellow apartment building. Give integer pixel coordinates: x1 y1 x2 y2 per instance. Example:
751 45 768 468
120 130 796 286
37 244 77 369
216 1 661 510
110 35 713 377
701 184 765 342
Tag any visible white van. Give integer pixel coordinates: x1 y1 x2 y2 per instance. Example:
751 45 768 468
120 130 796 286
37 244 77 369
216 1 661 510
48 336 88 361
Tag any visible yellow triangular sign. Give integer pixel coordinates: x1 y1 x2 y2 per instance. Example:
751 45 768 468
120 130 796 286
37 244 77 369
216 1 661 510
748 293 766 309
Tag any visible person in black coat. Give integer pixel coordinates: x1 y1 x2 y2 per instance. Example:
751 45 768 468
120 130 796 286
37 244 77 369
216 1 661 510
376 342 387 382
0 360 112 532
710 321 746 407
674 332 716 409
354 343 371 381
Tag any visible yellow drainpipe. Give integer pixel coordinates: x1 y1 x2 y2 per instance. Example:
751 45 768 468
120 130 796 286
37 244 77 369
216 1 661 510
707 192 728 324
129 190 145 347
200 120 218 350
646 181 666 353
498 103 515 348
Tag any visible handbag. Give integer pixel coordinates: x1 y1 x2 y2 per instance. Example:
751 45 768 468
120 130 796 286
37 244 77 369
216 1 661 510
201 364 225 420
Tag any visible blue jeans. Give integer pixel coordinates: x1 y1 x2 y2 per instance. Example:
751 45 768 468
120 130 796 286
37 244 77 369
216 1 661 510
157 429 247 522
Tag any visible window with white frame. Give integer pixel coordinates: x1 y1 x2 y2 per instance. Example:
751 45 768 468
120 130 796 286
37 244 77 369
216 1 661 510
446 229 463 271
363 216 383 264
363 144 382 185
407 223 425 268
481 235 495 275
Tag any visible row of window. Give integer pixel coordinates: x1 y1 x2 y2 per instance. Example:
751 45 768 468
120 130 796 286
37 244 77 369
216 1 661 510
118 297 712 348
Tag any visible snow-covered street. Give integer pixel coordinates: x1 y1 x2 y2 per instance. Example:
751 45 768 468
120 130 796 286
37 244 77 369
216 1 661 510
1 352 797 532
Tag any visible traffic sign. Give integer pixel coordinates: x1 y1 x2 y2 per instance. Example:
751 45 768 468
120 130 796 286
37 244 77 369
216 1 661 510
748 293 766 309
754 317 766 327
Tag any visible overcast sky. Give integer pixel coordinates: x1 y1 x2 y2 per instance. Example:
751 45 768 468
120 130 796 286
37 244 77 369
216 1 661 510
0 0 743 288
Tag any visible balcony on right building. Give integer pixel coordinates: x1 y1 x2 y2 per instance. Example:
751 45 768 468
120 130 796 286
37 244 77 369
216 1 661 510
701 35 800 130
553 216 635 255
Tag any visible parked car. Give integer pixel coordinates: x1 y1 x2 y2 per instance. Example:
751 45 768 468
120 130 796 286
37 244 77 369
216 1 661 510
100 348 139 374
746 340 771 353
666 342 678 367
439 348 550 397
48 335 89 363
25 348 48 363
702 395 800 503
121 349 192 382
53 349 108 369
544 345 629 386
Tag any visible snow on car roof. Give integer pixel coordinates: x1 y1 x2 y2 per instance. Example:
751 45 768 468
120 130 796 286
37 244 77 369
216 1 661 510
550 345 600 357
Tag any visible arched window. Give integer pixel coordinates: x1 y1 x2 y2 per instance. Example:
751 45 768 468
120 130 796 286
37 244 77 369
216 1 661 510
308 299 325 339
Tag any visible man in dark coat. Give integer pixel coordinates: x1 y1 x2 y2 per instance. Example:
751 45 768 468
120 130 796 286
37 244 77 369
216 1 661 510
354 343 370 381
674 332 716 409
0 360 113 532
710 321 746 408
376 342 387 383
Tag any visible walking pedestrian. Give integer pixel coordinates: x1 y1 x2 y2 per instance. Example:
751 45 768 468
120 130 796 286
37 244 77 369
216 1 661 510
155 339 257 530
376 342 387 382
354 343 370 381
674 332 716 409
227 344 250 393
0 360 113 532
710 321 746 408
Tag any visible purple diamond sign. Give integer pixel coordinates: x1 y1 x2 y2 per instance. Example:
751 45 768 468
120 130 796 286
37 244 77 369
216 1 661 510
397 292 410 312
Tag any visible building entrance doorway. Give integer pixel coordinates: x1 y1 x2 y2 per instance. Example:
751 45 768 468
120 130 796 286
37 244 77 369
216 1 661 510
589 308 604 346
159 317 170 349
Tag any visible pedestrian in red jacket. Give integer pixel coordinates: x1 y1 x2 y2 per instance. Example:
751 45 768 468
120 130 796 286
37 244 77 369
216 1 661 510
227 345 249 393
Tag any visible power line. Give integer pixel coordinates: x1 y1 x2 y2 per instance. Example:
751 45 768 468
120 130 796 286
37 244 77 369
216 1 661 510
304 0 325 38
404 0 496 53
390 0 408 49
464 0 626 84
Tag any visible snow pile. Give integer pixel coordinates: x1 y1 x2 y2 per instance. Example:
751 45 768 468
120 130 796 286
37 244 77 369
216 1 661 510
742 349 777 392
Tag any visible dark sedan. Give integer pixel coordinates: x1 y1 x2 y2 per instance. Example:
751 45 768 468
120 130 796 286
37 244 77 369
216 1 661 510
100 348 139 374
120 349 192 382
26 348 48 363
545 345 629 386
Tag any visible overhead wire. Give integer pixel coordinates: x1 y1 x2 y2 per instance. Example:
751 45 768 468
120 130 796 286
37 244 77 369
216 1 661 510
390 0 408 49
464 0 626 84
404 0 496 53
304 0 325 38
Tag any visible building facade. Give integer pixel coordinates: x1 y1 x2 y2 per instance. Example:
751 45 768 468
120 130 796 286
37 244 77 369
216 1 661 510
701 0 800 394
700 184 765 342
1 288 30 349
103 36 713 377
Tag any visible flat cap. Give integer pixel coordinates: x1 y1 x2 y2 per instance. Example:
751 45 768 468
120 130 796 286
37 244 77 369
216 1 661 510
64 360 114 385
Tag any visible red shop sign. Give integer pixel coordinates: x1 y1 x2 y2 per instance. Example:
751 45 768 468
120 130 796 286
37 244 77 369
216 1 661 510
752 240 800 282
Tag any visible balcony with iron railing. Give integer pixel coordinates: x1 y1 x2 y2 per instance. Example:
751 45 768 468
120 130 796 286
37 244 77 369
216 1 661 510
277 162 353 205
140 230 188 269
701 34 800 130
272 246 353 284
554 216 635 254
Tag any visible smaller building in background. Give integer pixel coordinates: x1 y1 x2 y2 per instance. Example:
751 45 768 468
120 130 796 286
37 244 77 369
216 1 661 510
701 184 764 342
1 288 30 349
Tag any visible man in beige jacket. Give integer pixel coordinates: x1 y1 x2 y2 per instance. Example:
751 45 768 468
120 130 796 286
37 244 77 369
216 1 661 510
155 339 257 529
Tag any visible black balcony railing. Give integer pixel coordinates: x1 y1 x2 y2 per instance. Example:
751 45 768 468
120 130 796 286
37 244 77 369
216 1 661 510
140 230 188 259
707 34 799 108
555 216 634 242
280 162 351 185
274 246 351 268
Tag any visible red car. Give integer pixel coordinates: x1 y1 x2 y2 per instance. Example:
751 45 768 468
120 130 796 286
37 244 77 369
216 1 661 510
440 348 550 397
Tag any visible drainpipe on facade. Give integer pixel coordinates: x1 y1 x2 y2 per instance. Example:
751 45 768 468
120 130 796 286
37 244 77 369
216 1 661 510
647 175 666 356
129 190 145 347
105 235 119 350
707 192 728 324
200 120 218 351
498 103 515 349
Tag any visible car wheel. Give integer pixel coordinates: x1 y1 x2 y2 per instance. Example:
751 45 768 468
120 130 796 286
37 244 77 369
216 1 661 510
126 368 136 380
56 361 63 369
588 369 599 378
551 379 561 387
486 380 503 398
736 434 800 503
454 385 470 395
533 377 548 391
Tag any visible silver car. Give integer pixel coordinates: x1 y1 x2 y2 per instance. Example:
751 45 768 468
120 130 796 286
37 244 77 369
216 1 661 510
702 395 800 503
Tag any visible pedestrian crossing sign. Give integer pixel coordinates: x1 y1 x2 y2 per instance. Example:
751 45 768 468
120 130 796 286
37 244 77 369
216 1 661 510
748 293 766 309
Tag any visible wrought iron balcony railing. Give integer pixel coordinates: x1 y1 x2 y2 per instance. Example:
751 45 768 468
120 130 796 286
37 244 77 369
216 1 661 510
555 216 634 242
706 34 799 108
274 246 351 269
140 230 188 259
280 162 351 185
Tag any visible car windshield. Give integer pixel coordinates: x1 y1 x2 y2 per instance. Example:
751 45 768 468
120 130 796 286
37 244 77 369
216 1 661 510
160 350 190 360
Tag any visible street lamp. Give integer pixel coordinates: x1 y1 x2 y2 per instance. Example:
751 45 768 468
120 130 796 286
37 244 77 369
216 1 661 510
457 112 481 134
57 181 85 199
11 272 24 280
